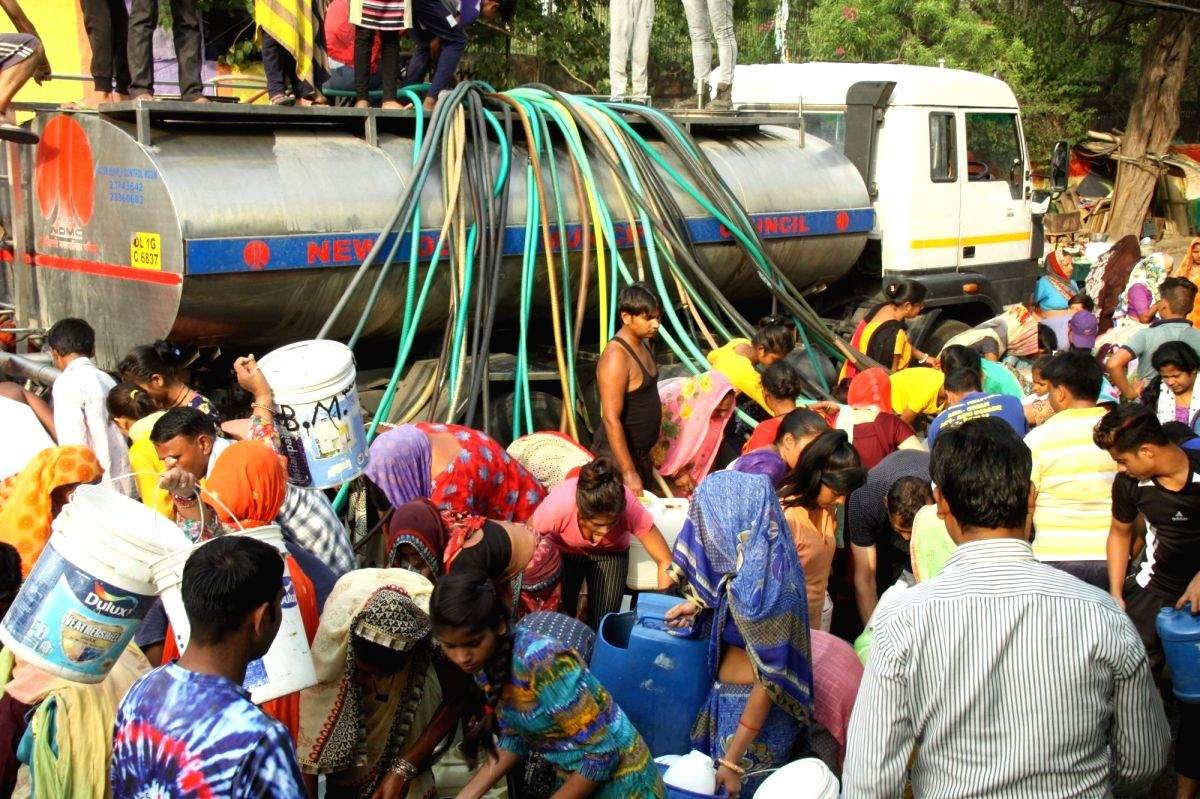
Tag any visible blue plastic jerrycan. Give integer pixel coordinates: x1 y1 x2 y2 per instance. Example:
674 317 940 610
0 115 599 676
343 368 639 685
1157 606 1200 703
589 593 711 758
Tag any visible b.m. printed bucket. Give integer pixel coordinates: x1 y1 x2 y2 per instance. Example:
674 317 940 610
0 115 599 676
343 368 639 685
0 487 177 683
152 526 318 703
258 339 367 489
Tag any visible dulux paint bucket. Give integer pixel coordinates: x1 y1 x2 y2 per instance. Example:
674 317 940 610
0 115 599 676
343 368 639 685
152 525 318 703
0 486 187 683
258 340 367 489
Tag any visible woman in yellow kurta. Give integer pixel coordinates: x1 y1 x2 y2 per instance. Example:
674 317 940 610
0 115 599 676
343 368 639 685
1172 237 1200 327
707 315 797 412
839 279 932 383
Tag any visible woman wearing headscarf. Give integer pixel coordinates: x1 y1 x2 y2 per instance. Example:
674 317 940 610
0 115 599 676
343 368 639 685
666 471 814 798
384 498 556 615
299 569 474 799
506 431 595 490
164 440 324 741
1033 250 1079 316
0 446 103 575
654 371 736 497
364 423 546 522
1171 237 1200 327
838 368 922 470
1088 235 1142 333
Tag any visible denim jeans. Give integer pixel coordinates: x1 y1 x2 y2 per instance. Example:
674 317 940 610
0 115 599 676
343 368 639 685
608 0 654 98
680 0 736 86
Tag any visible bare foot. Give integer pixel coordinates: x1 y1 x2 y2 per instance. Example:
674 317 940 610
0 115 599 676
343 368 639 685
191 95 210 104
422 96 436 112
112 92 130 102
354 99 369 108
381 100 403 110
133 93 153 101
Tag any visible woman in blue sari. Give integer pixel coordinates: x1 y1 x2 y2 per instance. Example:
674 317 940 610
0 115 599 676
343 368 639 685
666 471 813 798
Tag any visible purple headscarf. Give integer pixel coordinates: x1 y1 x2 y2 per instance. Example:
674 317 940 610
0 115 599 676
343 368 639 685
364 425 433 508
728 449 789 488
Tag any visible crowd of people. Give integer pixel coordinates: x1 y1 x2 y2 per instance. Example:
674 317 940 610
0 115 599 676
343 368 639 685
0 235 1199 797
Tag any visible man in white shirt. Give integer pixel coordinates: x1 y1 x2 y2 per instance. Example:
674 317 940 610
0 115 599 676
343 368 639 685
46 318 133 495
843 417 1169 798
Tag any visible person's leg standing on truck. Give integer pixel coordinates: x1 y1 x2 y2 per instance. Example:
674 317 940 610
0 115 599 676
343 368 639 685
608 0 653 102
0 0 49 144
128 0 205 100
674 0 735 111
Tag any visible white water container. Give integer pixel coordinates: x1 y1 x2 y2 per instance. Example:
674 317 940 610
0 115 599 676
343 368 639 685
0 486 185 683
627 495 689 591
663 750 717 796
756 757 840 799
151 525 318 703
258 339 367 489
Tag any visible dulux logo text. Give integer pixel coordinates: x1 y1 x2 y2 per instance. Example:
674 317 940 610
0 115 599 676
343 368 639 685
83 582 138 618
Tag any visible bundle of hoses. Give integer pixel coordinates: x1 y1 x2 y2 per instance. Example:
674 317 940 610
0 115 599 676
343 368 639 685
318 82 875 510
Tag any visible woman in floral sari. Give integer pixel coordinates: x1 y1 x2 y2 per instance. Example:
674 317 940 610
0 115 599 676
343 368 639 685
654 371 736 497
666 471 813 798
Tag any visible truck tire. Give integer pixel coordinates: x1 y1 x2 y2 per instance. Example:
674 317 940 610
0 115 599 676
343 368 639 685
924 319 972 356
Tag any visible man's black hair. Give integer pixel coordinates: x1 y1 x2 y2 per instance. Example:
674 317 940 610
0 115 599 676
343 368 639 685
1069 293 1095 312
1160 277 1199 316
1093 403 1170 452
46 318 95 358
1041 350 1102 401
182 535 283 645
617 281 660 318
150 407 218 445
938 344 982 377
931 418 1031 531
943 366 982 394
1162 421 1198 447
885 475 932 530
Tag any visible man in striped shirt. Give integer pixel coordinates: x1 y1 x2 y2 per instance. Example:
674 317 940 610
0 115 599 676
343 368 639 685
1023 351 1117 588
844 417 1169 798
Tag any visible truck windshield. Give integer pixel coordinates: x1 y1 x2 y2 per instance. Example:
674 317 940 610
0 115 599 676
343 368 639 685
965 112 1024 199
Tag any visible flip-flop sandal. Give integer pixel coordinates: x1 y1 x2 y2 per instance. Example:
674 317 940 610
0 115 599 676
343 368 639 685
303 91 329 106
0 124 38 145
270 93 296 106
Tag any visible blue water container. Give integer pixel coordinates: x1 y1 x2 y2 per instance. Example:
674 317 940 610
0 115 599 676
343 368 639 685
589 593 711 757
1157 606 1200 702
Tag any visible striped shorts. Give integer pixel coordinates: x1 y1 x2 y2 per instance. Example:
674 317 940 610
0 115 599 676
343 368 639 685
0 34 37 71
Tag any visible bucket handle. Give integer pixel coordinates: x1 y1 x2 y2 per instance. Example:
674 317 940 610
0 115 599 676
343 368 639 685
101 471 248 534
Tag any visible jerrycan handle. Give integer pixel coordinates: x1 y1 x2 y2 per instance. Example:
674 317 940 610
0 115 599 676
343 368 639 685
634 593 688 635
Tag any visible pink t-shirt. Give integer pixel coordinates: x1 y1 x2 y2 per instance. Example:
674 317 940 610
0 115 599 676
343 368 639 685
529 477 655 557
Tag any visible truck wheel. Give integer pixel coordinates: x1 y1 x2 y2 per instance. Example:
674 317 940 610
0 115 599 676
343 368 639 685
924 319 971 357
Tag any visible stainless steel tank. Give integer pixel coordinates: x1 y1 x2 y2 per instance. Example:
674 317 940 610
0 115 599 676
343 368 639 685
15 103 872 367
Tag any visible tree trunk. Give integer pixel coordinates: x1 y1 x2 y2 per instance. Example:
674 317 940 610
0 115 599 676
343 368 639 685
1106 7 1200 240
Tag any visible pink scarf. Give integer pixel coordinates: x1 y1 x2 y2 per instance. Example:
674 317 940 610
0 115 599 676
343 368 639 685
655 371 736 495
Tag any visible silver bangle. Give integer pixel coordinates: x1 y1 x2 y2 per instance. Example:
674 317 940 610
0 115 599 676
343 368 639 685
389 758 418 780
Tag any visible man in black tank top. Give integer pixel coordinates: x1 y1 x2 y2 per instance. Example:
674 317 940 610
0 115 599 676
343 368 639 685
592 282 663 495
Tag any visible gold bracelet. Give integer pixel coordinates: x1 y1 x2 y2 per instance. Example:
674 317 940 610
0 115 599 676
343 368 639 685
717 758 746 776
251 402 275 415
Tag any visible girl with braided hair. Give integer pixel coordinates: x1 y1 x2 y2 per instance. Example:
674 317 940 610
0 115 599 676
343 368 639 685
430 573 663 798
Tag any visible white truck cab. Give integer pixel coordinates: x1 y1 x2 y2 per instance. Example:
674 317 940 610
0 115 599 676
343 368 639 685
732 62 1049 345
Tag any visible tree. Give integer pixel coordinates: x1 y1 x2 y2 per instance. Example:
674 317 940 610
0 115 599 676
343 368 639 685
1106 4 1200 239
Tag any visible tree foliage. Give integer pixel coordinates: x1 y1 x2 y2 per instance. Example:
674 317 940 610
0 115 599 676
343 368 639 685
800 0 1164 157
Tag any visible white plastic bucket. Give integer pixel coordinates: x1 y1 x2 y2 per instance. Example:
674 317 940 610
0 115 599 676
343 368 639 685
258 339 367 489
755 757 839 799
0 486 184 683
627 495 689 591
151 525 318 703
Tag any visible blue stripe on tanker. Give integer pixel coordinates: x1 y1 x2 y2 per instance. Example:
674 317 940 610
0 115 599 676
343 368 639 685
184 208 875 275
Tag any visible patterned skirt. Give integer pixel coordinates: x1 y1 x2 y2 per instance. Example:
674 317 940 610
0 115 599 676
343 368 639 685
690 682 805 797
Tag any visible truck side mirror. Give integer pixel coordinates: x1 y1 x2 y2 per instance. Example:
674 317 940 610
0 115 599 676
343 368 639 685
1049 140 1069 194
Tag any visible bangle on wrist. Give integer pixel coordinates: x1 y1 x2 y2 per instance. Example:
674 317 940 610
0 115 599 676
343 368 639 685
389 758 418 780
251 402 275 415
717 758 746 776
171 494 197 508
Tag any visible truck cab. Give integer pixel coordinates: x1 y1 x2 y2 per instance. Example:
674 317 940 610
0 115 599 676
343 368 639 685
733 62 1041 345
